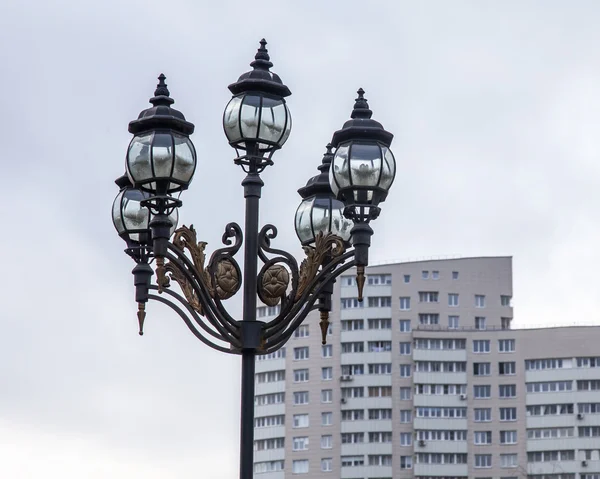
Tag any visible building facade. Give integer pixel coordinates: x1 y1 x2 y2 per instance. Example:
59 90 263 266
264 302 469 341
253 257 600 479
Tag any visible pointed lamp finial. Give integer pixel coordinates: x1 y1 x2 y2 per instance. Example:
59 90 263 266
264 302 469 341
251 38 273 70
150 73 174 106
351 87 372 119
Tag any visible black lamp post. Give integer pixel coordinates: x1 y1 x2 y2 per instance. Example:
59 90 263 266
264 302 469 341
112 39 395 479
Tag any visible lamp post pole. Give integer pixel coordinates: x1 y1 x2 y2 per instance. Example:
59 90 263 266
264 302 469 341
112 39 396 479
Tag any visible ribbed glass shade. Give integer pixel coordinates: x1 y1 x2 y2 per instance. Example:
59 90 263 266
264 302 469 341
329 142 395 204
223 93 291 152
295 196 353 246
126 131 196 193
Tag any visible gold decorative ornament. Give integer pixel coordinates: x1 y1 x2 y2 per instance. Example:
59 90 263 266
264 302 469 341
215 259 241 299
296 232 345 301
319 310 329 345
259 265 290 306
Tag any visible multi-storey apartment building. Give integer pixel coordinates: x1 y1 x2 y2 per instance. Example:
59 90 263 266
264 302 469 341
252 256 600 479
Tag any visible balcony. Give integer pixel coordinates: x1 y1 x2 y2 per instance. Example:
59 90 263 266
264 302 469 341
413 348 467 362
414 463 468 477
413 371 467 385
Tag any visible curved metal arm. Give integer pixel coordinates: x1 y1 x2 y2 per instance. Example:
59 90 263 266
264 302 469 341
151 285 240 346
263 250 355 338
262 256 357 350
148 292 239 354
164 249 240 340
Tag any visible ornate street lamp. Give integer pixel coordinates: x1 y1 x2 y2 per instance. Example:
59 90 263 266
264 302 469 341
112 39 395 479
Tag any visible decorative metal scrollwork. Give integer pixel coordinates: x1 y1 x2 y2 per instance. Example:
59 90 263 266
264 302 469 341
258 264 290 306
296 232 346 300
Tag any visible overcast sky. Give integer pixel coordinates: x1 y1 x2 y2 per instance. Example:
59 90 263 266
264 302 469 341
1 0 600 477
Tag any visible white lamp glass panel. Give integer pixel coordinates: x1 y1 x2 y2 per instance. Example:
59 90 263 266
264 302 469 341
113 189 150 241
167 207 179 237
240 95 261 139
330 144 350 194
127 133 153 182
380 146 396 190
331 207 353 241
151 133 174 178
349 143 382 187
295 197 315 244
258 98 287 145
223 96 243 143
279 104 292 145
172 134 196 183
311 197 332 238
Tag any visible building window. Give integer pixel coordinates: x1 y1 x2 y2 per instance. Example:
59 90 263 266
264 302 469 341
475 454 492 468
527 450 575 462
342 387 364 399
341 432 364 444
255 392 285 406
578 403 600 414
292 436 309 451
475 317 486 330
368 318 392 329
257 348 286 361
254 460 284 474
400 387 412 400
499 339 515 353
432 270 440 280
448 293 459 306
400 456 412 469
422 270 429 279
448 315 459 328
474 362 491 376
293 414 309 428
419 291 439 303
368 408 392 420
321 389 332 403
500 407 517 421
341 319 364 331
474 408 492 422
501 295 512 306
321 412 332 426
321 367 333 380
294 369 309 382
292 460 309 474
367 274 392 285
399 296 411 310
475 295 486 308
452 271 459 279
294 324 309 338
527 404 574 416
525 358 566 370
419 313 439 325
341 276 355 286
368 363 392 375
500 454 517 468
499 384 516 398
293 391 309 405
368 455 392 466
501 317 512 330
399 320 411 332
474 431 492 445
473 340 490 353
341 341 364 353
526 381 572 393
341 298 363 309
368 386 392 398
368 340 391 352
368 296 392 308
341 410 364 421
500 430 517 444
400 410 412 423
400 364 412 377
403 274 410 283
320 458 332 472
321 435 332 449
370 432 393 443
341 364 363 375
294 346 309 360
254 415 285 428
499 361 516 375
399 342 411 355
341 455 364 467
321 344 332 358
256 370 285 383
474 385 491 399
577 357 600 368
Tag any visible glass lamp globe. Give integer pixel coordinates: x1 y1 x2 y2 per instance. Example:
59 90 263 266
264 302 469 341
113 177 179 245
223 93 291 153
295 195 353 246
126 131 196 194
329 141 396 205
